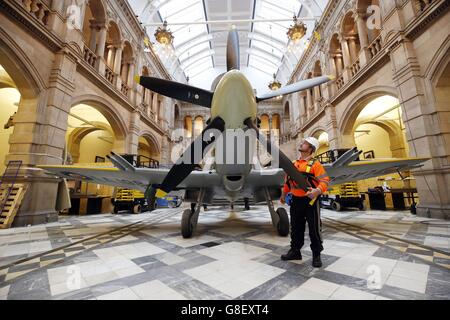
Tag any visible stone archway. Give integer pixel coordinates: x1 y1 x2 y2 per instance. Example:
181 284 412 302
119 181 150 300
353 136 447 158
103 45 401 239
67 122 113 163
70 95 127 152
339 86 398 148
138 133 161 164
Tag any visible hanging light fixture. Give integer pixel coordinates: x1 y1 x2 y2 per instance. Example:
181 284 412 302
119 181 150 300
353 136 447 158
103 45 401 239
154 20 174 45
268 73 282 91
287 15 307 42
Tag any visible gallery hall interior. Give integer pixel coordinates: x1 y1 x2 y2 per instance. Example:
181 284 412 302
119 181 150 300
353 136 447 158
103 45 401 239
0 0 449 301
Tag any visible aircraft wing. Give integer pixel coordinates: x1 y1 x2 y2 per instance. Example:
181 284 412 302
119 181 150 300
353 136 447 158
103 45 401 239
38 164 223 192
323 157 429 185
247 157 429 187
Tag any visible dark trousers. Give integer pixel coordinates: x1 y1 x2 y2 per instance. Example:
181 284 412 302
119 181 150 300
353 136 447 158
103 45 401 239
290 196 324 254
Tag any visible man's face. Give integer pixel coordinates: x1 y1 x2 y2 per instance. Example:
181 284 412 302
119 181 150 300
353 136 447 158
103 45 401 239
299 140 313 154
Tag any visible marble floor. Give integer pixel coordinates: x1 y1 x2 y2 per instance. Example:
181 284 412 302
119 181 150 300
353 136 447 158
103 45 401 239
0 204 449 300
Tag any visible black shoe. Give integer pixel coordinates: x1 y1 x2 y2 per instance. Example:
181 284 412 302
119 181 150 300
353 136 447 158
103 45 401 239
312 253 322 268
281 248 302 261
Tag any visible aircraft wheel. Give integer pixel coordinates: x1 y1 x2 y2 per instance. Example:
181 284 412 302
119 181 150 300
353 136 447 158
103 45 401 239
132 204 142 214
181 209 194 239
331 201 341 211
168 202 175 208
244 198 250 211
276 208 290 237
113 206 119 214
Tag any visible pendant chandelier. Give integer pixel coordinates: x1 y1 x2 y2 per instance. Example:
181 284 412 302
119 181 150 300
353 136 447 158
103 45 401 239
268 73 282 91
154 20 174 45
287 15 307 42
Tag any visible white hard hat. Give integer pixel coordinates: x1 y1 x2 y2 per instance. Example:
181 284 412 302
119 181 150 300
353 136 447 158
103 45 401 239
304 137 320 153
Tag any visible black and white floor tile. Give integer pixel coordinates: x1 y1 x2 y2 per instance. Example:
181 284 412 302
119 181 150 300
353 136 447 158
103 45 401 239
0 205 449 300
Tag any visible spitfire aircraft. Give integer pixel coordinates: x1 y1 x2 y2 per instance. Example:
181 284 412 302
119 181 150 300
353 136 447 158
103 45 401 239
40 29 428 238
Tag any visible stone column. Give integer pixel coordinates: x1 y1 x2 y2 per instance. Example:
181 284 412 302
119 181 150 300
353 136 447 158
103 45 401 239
335 54 344 75
47 0 66 34
152 93 158 119
129 111 140 155
340 36 352 67
7 49 77 226
299 92 307 122
306 88 314 113
347 35 359 62
339 36 352 82
88 21 98 52
113 44 123 89
106 46 115 68
95 24 107 76
354 11 371 66
324 104 339 150
314 85 321 106
191 117 196 138
389 38 450 219
95 25 107 57
127 62 135 87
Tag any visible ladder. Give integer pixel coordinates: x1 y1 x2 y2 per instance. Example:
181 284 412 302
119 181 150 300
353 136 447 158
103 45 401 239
0 161 26 229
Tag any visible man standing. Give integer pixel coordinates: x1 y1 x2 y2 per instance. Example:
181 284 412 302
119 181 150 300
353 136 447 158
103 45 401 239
280 137 330 268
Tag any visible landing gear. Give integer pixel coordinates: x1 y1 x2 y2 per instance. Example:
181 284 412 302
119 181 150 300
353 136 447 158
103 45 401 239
181 189 206 239
244 197 250 211
264 188 290 237
181 209 194 238
276 208 289 236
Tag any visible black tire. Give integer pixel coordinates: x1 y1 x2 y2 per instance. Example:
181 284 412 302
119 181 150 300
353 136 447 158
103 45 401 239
132 204 142 214
276 207 290 237
181 209 194 238
244 198 250 211
331 201 341 211
113 206 119 214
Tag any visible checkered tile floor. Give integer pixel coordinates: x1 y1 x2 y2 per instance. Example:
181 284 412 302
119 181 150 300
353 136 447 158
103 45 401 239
0 205 449 300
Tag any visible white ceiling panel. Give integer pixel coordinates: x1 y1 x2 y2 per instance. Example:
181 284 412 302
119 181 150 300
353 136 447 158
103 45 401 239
129 0 329 90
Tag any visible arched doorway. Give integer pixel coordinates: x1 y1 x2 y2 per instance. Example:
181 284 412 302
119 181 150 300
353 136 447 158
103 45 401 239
260 114 270 137
313 131 330 156
138 136 161 168
184 116 193 139
353 95 408 159
0 66 20 173
272 114 281 140
351 95 411 205
193 116 204 138
65 103 119 202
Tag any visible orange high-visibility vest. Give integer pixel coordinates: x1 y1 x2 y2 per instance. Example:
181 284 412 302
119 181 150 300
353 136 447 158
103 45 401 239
283 158 330 197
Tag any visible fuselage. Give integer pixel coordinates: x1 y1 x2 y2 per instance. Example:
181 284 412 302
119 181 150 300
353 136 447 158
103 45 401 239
208 70 259 198
210 70 257 129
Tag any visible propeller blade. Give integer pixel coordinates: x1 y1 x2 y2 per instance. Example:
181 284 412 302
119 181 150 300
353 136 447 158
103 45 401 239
244 118 310 191
149 117 226 201
256 75 334 102
135 76 214 108
226 28 240 71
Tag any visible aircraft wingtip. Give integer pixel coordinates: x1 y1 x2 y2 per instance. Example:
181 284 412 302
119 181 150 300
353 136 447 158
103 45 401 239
134 75 141 84
328 75 336 81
